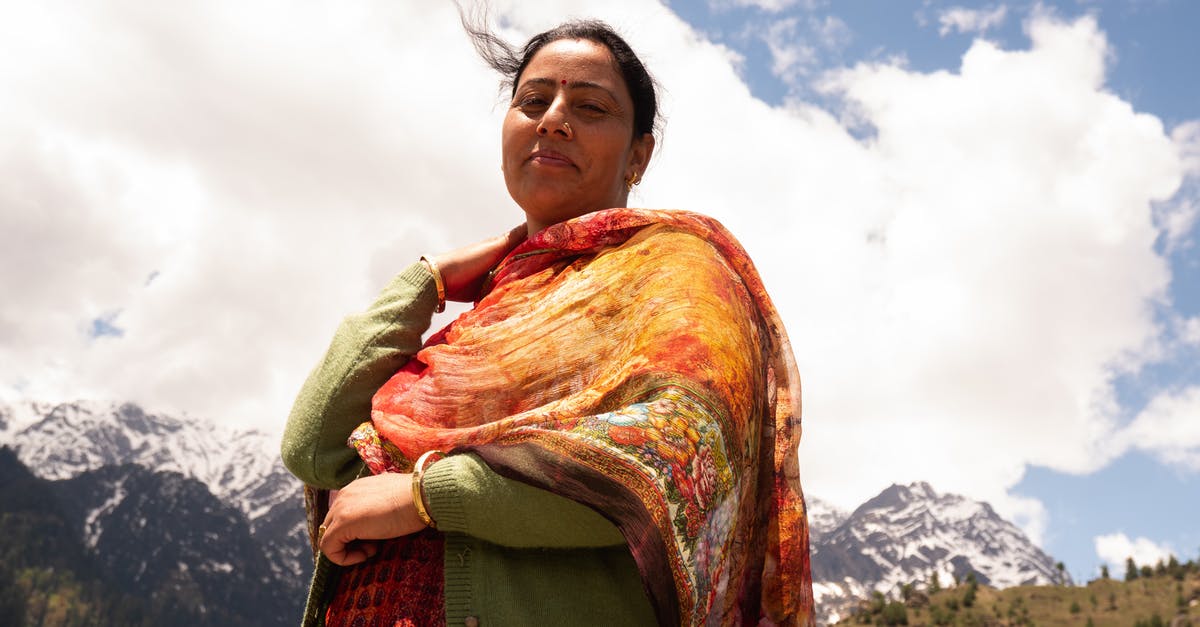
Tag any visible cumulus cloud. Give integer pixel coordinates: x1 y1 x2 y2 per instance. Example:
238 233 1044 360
938 5 1009 36
1095 533 1175 568
1 0 1196 539
1115 386 1200 471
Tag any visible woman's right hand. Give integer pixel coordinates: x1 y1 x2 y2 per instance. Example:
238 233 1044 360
429 224 526 302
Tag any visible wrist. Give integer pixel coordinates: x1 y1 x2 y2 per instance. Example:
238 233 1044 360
411 450 446 528
418 257 446 313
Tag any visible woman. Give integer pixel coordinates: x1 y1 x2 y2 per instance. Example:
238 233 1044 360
281 17 813 627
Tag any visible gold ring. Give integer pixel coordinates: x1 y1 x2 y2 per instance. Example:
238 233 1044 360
318 524 327 541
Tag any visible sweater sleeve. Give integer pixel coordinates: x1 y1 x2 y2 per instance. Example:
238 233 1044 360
279 262 628 547
422 452 626 548
281 262 438 489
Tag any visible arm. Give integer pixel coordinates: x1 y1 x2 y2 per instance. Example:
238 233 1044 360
287 229 622 561
423 452 626 548
318 453 628 566
282 225 528 489
281 262 437 489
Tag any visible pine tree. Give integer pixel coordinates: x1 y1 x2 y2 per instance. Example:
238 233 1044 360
1168 555 1182 580
1100 564 1110 579
1126 557 1139 581
963 572 978 607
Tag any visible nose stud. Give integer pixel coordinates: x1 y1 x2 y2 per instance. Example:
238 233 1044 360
536 121 573 139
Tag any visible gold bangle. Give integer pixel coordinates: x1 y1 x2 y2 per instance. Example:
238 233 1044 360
411 450 446 528
419 256 446 313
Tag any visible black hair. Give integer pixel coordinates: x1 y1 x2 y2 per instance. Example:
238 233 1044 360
460 8 660 140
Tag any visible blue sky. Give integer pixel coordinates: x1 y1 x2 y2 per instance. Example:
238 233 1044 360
662 0 1200 582
1 0 1197 589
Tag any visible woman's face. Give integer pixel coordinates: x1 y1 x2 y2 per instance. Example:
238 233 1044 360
502 39 654 234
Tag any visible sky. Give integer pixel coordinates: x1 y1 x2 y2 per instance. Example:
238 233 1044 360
1 0 1197 586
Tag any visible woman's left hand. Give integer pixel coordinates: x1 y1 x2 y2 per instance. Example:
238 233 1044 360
319 473 427 566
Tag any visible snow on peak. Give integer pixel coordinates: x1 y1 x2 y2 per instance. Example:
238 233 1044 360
0 399 296 522
810 481 1069 625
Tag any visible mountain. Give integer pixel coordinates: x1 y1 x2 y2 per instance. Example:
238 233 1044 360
1 400 1070 627
0 400 312 624
807 495 851 544
809 481 1070 624
0 447 296 625
0 400 309 588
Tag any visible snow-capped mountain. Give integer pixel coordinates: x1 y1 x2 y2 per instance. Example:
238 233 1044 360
0 400 291 516
807 495 850 544
0 400 308 584
0 447 297 626
2 400 1071 627
809 481 1069 624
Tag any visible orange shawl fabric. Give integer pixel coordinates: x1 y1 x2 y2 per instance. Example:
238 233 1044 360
366 208 812 625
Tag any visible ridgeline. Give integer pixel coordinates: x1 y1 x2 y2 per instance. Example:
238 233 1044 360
839 556 1200 627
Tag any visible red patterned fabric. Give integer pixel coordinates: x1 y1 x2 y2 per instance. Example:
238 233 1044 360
324 528 446 627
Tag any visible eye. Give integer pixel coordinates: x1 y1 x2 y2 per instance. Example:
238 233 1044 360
519 97 546 106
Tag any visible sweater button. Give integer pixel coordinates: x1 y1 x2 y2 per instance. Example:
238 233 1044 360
464 617 479 627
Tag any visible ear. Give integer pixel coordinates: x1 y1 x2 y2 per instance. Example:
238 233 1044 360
626 132 655 179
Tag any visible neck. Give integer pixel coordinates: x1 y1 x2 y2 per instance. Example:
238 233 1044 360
524 194 630 237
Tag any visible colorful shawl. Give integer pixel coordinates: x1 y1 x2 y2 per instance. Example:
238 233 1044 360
358 208 812 626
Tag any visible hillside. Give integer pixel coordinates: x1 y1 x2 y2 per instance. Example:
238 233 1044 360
840 562 1200 626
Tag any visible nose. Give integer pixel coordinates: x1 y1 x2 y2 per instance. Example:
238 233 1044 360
535 96 574 140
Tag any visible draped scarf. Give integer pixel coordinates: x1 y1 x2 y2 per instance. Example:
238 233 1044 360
359 208 812 626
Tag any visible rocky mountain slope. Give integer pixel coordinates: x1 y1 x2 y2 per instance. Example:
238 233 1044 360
810 481 1070 624
0 447 296 625
1 400 1070 626
0 400 311 624
0 400 309 589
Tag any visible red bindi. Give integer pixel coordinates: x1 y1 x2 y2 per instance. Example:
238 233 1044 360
561 79 567 85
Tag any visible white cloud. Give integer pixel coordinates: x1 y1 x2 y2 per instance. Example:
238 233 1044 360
763 18 818 82
1115 386 1200 471
0 1 1196 544
759 14 851 88
939 5 1009 36
811 15 852 50
1175 120 1200 175
710 0 818 12
1182 318 1200 346
1095 533 1175 568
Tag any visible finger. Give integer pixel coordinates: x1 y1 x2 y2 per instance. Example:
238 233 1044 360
336 541 380 567
318 518 353 565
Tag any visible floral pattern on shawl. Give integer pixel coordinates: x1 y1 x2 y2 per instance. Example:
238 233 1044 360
361 209 813 626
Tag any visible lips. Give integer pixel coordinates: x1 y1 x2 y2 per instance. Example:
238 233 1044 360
528 148 576 168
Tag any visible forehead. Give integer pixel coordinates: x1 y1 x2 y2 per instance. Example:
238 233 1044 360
519 39 628 96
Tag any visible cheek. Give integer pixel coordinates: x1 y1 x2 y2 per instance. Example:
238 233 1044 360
500 115 524 167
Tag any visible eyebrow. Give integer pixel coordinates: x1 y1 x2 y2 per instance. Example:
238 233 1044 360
519 77 620 102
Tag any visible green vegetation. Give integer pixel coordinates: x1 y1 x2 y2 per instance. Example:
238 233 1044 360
841 555 1200 627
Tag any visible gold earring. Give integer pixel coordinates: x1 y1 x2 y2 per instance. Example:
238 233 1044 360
625 172 640 191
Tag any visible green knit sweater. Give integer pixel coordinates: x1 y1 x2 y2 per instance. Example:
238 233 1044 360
281 263 656 626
